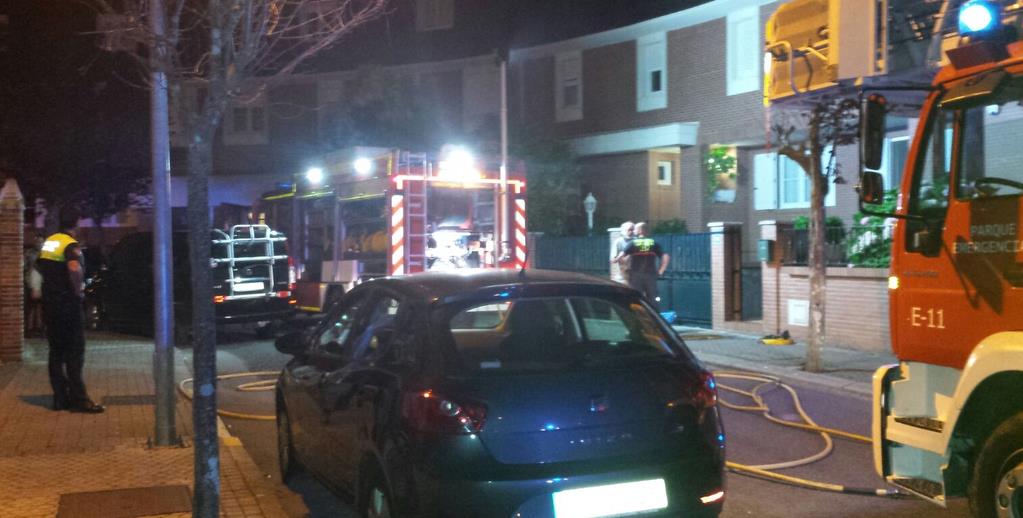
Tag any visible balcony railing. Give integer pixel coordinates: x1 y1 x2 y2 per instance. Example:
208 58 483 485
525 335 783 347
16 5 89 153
779 225 893 267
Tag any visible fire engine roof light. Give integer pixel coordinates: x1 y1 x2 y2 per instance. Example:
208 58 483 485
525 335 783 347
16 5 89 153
959 0 999 34
353 157 373 176
305 167 324 185
438 146 481 182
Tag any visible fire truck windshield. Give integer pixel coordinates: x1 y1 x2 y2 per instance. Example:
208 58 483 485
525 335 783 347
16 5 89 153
909 76 1023 220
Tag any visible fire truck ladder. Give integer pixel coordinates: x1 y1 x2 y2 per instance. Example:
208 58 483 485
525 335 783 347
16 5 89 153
211 224 289 299
399 151 430 273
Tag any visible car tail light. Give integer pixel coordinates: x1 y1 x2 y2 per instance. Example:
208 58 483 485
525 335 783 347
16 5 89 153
276 290 291 298
401 390 487 434
666 370 717 410
692 371 718 409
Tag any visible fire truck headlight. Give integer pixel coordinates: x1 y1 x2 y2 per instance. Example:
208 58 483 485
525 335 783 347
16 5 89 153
959 0 998 34
306 167 324 185
354 158 373 176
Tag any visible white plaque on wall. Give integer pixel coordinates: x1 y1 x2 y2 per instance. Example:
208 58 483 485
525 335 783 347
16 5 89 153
787 299 809 327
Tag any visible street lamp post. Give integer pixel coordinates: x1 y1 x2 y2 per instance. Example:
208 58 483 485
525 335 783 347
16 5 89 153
583 192 597 236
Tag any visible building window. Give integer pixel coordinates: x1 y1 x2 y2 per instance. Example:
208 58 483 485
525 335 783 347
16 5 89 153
726 6 760 96
754 149 836 210
555 51 583 122
637 33 667 111
416 0 454 32
224 98 269 146
879 136 910 190
657 161 673 186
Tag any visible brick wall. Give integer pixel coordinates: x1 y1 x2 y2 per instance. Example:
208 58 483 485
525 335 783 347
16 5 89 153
0 179 24 362
720 263 892 352
579 153 650 223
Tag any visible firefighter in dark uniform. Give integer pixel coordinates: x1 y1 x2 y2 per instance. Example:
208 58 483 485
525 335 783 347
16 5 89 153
36 213 104 413
623 222 670 310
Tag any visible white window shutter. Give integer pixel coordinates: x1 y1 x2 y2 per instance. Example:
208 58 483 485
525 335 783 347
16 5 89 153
822 144 837 207
754 152 778 210
727 7 760 96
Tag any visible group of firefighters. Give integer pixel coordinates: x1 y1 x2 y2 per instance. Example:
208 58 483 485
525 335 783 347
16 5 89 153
611 220 670 308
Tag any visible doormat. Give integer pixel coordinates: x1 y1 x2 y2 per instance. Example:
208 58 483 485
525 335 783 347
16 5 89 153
56 485 191 518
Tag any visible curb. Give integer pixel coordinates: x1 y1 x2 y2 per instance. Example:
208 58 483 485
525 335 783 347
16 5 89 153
698 353 874 400
672 326 880 400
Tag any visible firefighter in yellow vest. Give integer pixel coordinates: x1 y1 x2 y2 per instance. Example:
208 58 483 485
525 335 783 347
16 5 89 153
36 212 104 413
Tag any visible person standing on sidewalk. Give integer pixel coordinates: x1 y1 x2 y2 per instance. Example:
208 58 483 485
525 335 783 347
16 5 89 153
36 212 104 413
610 220 635 284
623 222 670 308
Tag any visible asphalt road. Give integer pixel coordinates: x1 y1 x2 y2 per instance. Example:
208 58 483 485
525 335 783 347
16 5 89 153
184 332 971 518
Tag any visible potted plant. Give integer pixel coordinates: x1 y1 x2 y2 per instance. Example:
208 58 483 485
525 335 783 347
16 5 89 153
705 146 737 202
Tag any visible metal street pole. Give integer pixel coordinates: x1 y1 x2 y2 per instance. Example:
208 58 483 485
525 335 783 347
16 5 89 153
150 0 177 446
499 56 509 261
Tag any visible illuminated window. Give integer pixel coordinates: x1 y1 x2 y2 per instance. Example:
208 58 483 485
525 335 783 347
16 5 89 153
754 149 836 210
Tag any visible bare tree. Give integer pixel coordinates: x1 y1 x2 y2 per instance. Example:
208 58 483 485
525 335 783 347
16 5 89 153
91 1 387 515
772 98 858 373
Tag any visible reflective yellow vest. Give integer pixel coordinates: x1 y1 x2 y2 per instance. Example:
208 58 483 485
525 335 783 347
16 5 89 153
39 233 78 263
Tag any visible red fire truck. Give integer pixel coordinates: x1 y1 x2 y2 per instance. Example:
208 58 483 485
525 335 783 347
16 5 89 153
257 146 527 312
859 2 1023 515
767 0 1023 514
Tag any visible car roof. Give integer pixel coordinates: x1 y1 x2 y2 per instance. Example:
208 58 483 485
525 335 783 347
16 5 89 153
360 269 634 305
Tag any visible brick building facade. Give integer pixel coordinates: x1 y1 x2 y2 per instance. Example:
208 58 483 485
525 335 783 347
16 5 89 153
508 0 909 262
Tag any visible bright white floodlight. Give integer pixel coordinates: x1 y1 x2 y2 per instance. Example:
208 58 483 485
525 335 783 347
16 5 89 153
354 157 373 176
306 167 324 184
439 146 479 182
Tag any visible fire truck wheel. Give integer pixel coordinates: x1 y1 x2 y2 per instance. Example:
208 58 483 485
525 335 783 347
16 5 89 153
969 412 1023 518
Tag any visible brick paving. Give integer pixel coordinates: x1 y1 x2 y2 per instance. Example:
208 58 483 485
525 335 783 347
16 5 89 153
0 334 289 517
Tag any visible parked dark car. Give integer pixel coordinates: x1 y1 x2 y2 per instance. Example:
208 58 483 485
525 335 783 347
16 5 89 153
85 225 294 341
275 269 725 518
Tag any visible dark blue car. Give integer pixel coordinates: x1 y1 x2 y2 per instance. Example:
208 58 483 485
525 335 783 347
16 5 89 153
275 269 725 518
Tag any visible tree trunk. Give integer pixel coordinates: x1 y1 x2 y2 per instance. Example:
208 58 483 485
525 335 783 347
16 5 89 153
188 132 218 517
805 114 826 373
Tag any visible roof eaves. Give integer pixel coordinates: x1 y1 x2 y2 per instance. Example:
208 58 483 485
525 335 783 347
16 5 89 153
509 0 776 62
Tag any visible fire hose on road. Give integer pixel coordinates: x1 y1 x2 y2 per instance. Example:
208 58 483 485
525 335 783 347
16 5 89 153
178 369 903 497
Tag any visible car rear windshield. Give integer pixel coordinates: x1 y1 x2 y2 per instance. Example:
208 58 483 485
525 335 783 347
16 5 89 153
440 295 681 372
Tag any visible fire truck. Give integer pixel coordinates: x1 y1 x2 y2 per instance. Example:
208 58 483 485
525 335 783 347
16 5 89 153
770 0 1023 515
257 146 527 312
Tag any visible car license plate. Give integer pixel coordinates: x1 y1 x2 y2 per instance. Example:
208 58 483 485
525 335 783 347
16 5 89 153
552 479 668 518
234 282 265 293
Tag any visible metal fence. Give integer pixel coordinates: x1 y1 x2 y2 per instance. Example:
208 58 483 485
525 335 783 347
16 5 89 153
780 225 893 267
532 235 610 278
533 233 712 327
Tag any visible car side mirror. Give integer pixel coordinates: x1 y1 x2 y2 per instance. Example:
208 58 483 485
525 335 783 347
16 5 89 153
861 94 887 171
859 171 885 205
275 332 307 356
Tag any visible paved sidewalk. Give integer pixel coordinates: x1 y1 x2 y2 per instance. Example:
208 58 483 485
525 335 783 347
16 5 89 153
0 334 289 518
674 325 899 398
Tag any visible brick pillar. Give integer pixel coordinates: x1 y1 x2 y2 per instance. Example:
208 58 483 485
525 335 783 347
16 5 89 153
708 222 741 328
0 179 24 362
759 220 785 335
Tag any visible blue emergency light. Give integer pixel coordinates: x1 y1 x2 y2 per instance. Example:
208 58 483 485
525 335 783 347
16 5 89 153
959 0 1000 35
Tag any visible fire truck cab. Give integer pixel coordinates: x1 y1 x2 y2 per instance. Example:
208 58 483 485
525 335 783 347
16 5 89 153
257 147 527 313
